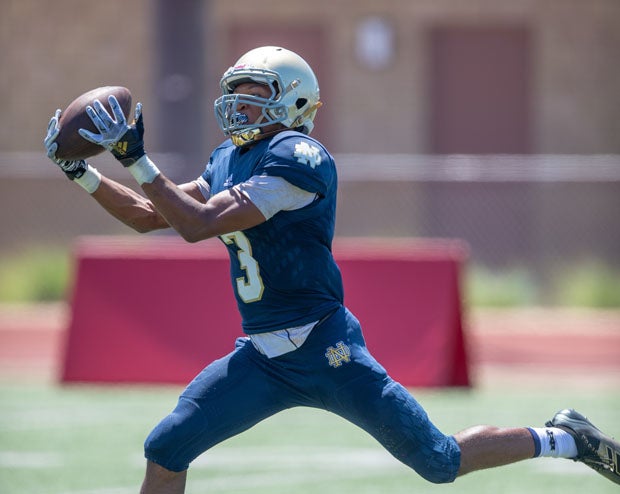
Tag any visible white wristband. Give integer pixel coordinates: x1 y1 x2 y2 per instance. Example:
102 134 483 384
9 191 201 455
74 165 102 194
128 155 161 185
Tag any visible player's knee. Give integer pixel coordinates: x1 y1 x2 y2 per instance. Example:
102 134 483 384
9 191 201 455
143 426 174 467
416 463 456 484
144 398 205 472
400 438 460 484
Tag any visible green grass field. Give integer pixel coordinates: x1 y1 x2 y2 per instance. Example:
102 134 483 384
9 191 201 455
1 381 618 494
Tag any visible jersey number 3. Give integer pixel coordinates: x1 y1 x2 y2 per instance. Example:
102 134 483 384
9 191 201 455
221 231 264 303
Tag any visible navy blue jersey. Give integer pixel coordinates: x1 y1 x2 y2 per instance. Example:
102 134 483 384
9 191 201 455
202 131 343 334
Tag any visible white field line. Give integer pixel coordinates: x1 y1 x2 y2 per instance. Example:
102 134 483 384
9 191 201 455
51 488 136 494
0 446 594 494
129 445 405 474
0 450 63 468
13 446 404 494
191 445 403 470
0 405 164 432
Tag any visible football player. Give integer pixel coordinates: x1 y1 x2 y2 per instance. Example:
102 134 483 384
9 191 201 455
44 46 620 493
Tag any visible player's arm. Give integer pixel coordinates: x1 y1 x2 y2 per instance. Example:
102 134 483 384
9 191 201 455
139 172 317 242
74 97 266 241
45 106 210 234
75 153 265 240
90 177 205 234
140 174 266 242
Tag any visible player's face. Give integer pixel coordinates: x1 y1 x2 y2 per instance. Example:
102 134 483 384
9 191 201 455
233 82 284 135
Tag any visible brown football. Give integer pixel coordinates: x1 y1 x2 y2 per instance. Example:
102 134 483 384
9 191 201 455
55 86 132 161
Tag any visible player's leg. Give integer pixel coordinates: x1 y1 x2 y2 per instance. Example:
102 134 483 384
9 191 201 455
455 409 620 483
140 460 186 494
140 336 296 494
301 307 578 483
296 306 461 483
453 425 534 475
333 375 462 483
324 350 540 480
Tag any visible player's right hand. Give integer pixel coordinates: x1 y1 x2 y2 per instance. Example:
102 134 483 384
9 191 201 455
79 98 146 167
44 109 88 180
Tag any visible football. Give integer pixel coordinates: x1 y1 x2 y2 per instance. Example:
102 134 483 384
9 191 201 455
54 86 132 161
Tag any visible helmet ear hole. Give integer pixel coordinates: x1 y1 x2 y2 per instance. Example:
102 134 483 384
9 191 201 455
295 98 308 110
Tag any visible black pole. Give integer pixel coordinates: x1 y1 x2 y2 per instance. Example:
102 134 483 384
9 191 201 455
154 0 207 182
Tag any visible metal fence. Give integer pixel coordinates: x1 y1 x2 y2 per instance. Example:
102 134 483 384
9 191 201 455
335 155 620 272
2 153 619 279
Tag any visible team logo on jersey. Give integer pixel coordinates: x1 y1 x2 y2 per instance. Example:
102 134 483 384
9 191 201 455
294 141 322 169
325 341 351 368
223 174 234 188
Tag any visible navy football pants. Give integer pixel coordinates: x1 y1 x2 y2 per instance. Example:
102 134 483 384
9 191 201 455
144 306 461 483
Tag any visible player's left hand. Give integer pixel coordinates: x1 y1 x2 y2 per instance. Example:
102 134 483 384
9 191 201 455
79 96 146 167
44 109 89 180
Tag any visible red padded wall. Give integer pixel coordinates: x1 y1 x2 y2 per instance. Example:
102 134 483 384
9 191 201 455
61 237 470 387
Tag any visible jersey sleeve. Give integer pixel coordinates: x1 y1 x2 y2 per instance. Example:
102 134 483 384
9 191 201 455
192 175 211 201
200 139 232 191
255 133 334 196
235 175 316 220
200 161 213 187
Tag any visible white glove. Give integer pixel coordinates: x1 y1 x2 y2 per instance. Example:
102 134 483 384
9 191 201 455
43 109 101 192
44 109 89 179
78 97 135 150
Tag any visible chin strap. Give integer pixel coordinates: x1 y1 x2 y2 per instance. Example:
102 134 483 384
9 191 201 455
230 101 323 147
230 113 266 146
230 128 262 147
231 126 289 147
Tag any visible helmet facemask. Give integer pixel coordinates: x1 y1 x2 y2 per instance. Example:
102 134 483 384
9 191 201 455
214 69 289 146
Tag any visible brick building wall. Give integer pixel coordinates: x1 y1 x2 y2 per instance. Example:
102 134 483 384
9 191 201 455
1 0 619 154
